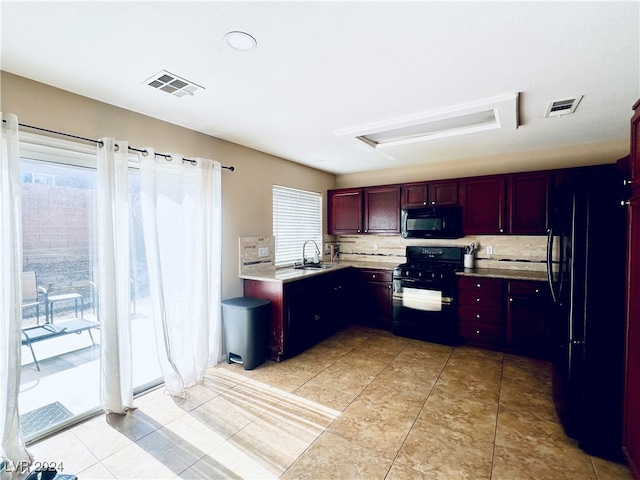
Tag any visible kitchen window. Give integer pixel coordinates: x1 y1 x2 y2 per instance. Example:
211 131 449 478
272 185 322 267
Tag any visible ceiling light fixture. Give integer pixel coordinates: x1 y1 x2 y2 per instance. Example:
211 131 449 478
336 93 520 153
224 31 257 51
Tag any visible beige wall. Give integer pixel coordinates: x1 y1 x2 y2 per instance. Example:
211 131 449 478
1 72 337 299
335 138 628 188
2 72 631 296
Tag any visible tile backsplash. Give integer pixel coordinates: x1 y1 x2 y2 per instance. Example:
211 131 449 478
335 234 548 272
239 236 275 275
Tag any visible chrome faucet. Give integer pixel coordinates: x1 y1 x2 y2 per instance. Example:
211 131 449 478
302 240 321 265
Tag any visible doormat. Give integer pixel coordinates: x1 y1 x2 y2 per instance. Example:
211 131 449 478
20 402 73 437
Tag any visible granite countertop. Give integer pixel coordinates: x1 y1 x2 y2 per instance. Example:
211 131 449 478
239 260 397 283
456 267 548 282
240 262 548 284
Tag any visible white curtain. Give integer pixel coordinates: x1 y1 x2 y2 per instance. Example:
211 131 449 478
96 138 134 413
0 113 32 471
139 150 222 397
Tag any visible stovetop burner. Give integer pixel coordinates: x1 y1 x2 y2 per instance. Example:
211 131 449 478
398 246 464 272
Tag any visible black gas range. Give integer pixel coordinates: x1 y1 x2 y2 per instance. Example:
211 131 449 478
392 246 464 345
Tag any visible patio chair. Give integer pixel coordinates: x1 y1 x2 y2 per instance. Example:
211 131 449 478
22 271 48 325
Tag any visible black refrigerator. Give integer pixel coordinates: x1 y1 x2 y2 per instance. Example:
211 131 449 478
547 166 628 462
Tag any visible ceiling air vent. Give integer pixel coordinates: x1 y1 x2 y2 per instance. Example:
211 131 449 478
544 96 583 118
144 70 204 97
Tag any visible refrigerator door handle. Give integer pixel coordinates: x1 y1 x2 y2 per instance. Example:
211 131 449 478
547 227 559 304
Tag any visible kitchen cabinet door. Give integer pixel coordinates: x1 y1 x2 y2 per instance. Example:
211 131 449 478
402 182 429 208
364 186 401 234
286 280 320 356
430 180 458 206
328 188 363 234
506 280 550 358
460 176 506 234
356 269 393 329
508 172 552 234
401 180 458 208
623 98 640 479
631 99 640 181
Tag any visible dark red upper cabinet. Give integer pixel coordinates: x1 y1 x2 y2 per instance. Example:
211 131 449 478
364 185 401 234
328 188 363 234
402 182 429 208
460 176 506 234
461 173 551 235
507 172 552 235
430 180 459 206
401 180 458 208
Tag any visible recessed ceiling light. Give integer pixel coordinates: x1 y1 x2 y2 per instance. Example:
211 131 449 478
224 31 257 51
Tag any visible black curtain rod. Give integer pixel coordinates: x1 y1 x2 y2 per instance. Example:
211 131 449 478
3 120 235 171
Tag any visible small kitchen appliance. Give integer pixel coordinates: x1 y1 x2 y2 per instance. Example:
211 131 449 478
401 206 463 239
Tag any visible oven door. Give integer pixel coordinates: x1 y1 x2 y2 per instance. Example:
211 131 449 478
392 277 459 345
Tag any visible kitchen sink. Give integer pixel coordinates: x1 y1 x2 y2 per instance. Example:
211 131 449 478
293 263 335 270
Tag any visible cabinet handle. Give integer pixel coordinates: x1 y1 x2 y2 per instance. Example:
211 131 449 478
509 297 513 302
314 314 321 322
388 284 392 289
499 228 504 233
535 289 539 294
364 229 368 232
423 201 427 206
476 283 481 288
622 200 630 206
431 201 436 205
476 314 480 319
476 298 481 302
357 229 361 233
372 274 376 279
476 329 481 335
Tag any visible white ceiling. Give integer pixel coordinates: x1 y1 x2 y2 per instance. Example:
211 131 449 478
1 1 639 175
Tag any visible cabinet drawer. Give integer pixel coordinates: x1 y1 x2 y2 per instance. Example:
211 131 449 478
459 305 503 326
459 321 503 346
459 276 503 295
459 292 502 309
507 280 547 297
357 269 392 283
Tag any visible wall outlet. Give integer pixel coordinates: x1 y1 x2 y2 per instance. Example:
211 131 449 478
486 245 493 255
373 243 378 251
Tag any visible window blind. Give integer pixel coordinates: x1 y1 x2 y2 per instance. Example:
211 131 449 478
272 185 322 267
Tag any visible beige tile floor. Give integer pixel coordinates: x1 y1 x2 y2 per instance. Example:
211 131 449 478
24 325 631 480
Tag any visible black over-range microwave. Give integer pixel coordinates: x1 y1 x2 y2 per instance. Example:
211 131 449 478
401 206 463 239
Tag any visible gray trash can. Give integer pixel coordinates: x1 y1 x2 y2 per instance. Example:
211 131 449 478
222 297 270 370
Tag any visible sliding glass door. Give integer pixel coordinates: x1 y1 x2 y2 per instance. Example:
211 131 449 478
19 141 162 442
19 156 101 439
